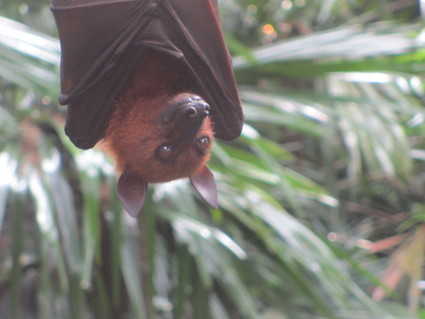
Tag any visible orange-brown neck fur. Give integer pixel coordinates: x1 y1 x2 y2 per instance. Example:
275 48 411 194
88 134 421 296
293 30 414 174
100 52 214 183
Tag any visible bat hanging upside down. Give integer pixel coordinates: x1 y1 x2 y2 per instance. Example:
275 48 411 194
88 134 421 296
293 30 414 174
101 52 216 216
51 0 243 216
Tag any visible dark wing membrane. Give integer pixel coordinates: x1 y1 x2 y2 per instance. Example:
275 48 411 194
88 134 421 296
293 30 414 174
168 0 243 140
51 0 243 149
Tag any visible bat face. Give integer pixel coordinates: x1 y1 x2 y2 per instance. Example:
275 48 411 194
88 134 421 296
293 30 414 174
104 93 214 183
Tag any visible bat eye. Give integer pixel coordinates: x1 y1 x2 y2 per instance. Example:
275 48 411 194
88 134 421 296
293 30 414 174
155 145 174 162
196 136 210 154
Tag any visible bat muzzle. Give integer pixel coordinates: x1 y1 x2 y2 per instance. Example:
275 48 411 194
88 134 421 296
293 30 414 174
163 93 211 142
176 98 210 142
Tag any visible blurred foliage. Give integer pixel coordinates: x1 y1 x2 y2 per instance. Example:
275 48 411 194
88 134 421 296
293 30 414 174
1 0 425 318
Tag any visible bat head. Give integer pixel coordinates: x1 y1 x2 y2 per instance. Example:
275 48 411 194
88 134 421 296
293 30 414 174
103 93 217 217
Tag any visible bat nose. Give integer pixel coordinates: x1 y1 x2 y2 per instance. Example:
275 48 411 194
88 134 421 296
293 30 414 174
185 102 210 119
163 94 211 145
162 93 210 125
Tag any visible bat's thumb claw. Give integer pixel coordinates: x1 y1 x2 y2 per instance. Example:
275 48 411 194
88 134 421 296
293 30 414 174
190 166 218 209
117 172 148 217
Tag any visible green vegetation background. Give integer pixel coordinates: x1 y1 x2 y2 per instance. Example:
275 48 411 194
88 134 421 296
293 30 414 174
1 0 425 318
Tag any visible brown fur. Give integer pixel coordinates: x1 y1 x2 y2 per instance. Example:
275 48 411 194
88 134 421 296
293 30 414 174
100 51 214 183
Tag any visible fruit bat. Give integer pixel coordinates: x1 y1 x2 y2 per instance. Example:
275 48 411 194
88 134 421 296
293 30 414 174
51 0 243 216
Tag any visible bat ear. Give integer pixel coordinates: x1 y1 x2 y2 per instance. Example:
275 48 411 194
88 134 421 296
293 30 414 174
117 172 148 217
189 166 218 209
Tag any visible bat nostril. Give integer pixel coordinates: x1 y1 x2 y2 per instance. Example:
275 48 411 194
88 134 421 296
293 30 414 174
199 103 210 116
186 106 197 118
204 104 210 113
